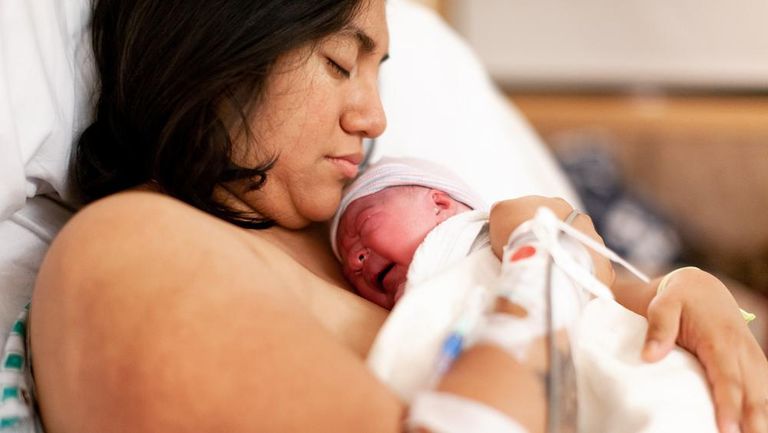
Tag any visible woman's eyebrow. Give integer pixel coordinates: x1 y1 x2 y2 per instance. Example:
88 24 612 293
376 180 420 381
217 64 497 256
341 25 390 63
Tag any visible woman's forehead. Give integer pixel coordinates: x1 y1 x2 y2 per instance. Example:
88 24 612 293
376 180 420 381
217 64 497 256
347 0 389 57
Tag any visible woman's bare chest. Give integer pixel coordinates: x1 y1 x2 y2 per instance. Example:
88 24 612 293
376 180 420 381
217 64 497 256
239 227 388 357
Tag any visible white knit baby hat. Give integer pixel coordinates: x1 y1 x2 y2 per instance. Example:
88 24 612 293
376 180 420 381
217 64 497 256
330 157 487 259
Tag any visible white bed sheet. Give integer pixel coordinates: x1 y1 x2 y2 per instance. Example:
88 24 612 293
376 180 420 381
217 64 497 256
0 196 72 347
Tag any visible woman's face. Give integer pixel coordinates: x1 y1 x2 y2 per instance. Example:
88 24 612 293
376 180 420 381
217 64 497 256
228 0 390 229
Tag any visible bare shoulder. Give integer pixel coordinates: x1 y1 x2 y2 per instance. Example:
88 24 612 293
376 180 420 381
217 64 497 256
54 191 255 257
45 191 279 289
33 192 300 342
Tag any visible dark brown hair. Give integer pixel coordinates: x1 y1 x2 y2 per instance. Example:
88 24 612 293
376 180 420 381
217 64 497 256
76 0 364 228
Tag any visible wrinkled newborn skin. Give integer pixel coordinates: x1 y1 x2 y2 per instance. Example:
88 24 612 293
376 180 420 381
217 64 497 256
336 186 469 309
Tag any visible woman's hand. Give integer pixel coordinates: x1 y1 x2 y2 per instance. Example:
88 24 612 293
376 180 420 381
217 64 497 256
642 267 768 433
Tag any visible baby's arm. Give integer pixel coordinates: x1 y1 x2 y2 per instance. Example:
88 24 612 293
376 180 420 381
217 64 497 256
488 197 615 288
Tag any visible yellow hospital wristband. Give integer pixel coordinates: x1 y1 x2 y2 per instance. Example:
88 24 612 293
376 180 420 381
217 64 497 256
657 266 756 324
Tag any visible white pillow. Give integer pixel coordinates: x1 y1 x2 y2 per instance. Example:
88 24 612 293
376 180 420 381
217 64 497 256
0 0 93 220
376 0 579 206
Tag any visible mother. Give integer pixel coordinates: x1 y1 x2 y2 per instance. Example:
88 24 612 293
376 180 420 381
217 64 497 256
29 0 768 432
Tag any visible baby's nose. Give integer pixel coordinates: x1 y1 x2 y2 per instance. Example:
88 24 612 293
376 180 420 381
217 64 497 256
349 248 370 271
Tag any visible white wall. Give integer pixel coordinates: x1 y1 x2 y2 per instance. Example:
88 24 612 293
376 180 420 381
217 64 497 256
448 0 768 90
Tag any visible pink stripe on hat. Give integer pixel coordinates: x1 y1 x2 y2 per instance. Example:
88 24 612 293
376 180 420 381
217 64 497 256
330 157 487 260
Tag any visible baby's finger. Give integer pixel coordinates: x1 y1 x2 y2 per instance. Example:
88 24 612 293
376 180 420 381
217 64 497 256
642 295 682 362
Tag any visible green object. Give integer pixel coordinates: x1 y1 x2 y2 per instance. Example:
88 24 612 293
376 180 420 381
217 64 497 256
2 387 18 402
3 354 23 370
740 308 756 323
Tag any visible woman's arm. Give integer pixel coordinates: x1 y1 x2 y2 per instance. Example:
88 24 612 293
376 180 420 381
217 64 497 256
432 344 546 433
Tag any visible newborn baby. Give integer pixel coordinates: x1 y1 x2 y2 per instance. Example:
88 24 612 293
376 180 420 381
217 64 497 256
332 156 612 407
330 157 612 310
334 185 474 308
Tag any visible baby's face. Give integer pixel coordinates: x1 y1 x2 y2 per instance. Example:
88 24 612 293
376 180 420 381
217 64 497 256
336 187 446 309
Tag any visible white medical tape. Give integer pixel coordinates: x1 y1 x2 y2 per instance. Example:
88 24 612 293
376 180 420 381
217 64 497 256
407 391 530 433
471 313 544 361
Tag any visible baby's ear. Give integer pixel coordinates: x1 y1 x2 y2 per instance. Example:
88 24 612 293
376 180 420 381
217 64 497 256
430 190 456 214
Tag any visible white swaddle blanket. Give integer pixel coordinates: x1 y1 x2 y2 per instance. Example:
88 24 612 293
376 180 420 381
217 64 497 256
367 210 493 398
366 211 718 433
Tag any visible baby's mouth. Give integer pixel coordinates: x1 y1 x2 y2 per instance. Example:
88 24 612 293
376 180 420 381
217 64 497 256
380 265 409 308
375 263 395 293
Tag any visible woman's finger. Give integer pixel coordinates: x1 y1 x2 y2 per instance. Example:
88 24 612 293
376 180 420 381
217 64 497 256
739 342 768 433
642 294 682 362
744 412 768 433
698 340 744 433
742 385 768 433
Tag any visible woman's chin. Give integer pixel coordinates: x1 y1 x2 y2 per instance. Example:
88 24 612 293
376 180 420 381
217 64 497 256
308 190 344 221
282 198 342 228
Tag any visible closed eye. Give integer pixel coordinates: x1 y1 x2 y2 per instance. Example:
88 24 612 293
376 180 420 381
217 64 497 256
326 58 351 78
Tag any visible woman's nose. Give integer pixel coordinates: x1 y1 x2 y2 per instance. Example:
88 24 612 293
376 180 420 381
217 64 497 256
341 83 387 139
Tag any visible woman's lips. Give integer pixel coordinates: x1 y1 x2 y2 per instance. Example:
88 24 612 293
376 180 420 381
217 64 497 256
327 154 363 179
